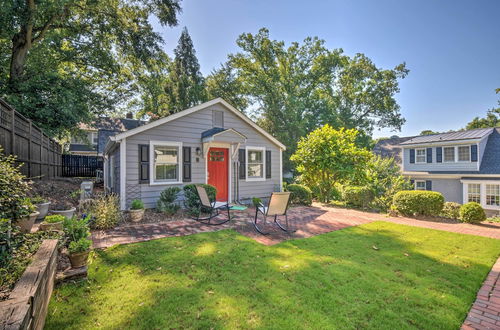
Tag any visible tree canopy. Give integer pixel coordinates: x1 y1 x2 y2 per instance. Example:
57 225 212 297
0 0 182 136
465 108 500 130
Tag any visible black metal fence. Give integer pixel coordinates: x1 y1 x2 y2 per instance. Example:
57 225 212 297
62 154 103 177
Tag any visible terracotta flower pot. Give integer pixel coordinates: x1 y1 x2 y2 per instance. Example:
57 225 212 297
129 209 145 222
69 250 90 268
51 207 76 219
39 221 64 231
16 211 40 233
35 202 51 220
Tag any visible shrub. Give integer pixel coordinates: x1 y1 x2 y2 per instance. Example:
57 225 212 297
63 216 90 243
183 184 217 215
460 202 486 224
0 150 31 221
156 187 181 215
43 215 65 223
30 196 47 204
392 191 444 217
85 193 121 229
130 199 144 210
440 202 461 219
252 197 263 207
342 186 374 208
286 184 312 206
68 237 92 254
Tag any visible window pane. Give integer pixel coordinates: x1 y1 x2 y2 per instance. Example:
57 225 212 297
155 146 178 163
458 146 470 161
444 147 455 162
415 181 426 190
468 184 481 203
416 149 426 163
248 164 263 178
486 184 500 206
155 164 177 180
248 150 262 163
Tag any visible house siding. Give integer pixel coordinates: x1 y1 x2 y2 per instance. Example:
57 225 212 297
403 146 478 172
124 103 281 209
411 177 463 204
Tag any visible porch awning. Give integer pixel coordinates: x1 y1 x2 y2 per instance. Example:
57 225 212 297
201 128 247 144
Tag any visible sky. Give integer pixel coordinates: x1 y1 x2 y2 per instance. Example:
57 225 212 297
153 0 500 138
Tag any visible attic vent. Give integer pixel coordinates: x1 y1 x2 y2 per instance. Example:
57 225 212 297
213 110 224 128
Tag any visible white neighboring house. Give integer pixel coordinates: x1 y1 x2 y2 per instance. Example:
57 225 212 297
103 98 286 210
375 128 500 216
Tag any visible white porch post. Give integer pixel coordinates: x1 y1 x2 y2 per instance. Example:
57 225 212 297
120 138 127 210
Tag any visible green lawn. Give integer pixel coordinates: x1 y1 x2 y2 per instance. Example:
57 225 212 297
46 222 500 329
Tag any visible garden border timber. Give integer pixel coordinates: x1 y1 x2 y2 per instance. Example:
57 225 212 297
0 239 58 330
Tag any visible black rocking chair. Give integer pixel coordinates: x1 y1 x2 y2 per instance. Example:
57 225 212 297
254 192 292 235
193 185 231 225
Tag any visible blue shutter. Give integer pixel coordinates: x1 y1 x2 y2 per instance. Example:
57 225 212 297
426 148 432 163
410 179 415 189
265 150 271 179
426 180 432 191
471 144 478 162
409 149 415 163
436 147 442 163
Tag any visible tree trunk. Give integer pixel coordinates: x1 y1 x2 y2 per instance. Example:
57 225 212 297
9 30 32 87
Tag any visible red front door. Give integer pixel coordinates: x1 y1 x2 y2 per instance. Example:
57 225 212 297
207 148 229 201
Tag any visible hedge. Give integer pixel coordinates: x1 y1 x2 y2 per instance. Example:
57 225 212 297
342 186 374 208
392 190 444 216
459 202 486 223
183 184 217 215
440 202 461 219
286 184 312 206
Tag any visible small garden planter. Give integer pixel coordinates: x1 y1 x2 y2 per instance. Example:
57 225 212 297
68 249 90 268
17 211 40 233
51 207 76 219
129 199 145 222
39 215 65 231
36 201 51 220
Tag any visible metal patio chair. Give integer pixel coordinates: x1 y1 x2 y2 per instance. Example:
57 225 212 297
254 192 292 235
193 185 231 225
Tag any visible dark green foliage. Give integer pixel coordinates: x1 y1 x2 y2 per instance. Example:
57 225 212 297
0 150 31 221
130 199 145 210
63 216 90 244
342 186 374 208
286 184 312 206
68 238 92 254
84 194 121 230
392 191 445 217
157 187 181 215
183 184 217 215
460 202 486 224
465 108 500 129
440 202 462 220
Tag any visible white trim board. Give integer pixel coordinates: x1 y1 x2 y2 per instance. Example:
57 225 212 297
246 146 266 182
119 138 127 210
110 98 286 150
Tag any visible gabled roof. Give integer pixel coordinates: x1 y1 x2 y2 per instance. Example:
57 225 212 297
110 98 286 150
373 136 415 163
399 128 494 145
79 117 147 132
201 127 226 139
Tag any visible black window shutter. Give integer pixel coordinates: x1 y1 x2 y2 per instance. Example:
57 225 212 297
139 144 149 183
265 150 271 179
436 147 442 163
238 149 246 179
426 180 432 191
409 149 415 163
471 144 478 162
182 146 191 182
410 179 415 187
426 148 433 163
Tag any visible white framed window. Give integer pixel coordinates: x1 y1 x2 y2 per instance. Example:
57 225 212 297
415 148 426 163
486 184 500 206
443 146 455 162
468 183 481 203
415 180 426 190
150 141 183 185
457 145 471 162
246 146 265 181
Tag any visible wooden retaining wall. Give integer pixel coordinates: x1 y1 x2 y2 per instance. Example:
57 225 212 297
0 239 58 330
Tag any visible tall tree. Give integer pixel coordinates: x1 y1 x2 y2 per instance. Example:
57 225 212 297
205 64 249 111
225 28 408 171
0 0 182 136
163 27 205 114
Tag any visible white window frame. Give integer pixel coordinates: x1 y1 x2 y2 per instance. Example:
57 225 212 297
486 184 500 207
415 180 426 190
246 146 266 182
415 148 426 164
457 145 471 162
443 146 455 163
467 183 481 203
91 132 98 145
461 180 500 210
149 141 183 185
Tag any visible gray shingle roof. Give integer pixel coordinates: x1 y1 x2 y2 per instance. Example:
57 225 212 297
478 128 500 174
201 127 226 139
80 117 147 132
373 136 415 163
98 130 120 154
399 128 494 145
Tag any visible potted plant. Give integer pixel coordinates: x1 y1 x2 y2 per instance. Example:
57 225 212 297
15 198 39 233
68 237 92 268
31 196 51 220
129 199 145 222
39 214 65 231
51 201 76 219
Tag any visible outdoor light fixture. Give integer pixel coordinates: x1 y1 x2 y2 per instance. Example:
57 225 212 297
195 147 201 156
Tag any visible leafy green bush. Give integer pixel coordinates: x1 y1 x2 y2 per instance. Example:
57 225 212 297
286 184 312 206
85 193 121 229
183 184 217 215
68 237 92 254
130 199 144 210
0 150 31 221
342 186 374 208
440 202 461 219
252 197 263 207
157 187 181 215
459 202 486 224
43 215 65 223
30 196 47 204
63 216 90 243
392 191 444 217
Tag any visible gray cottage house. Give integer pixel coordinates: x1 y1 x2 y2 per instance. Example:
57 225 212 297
103 98 285 210
375 128 500 215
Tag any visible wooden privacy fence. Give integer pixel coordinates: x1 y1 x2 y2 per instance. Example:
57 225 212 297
62 154 103 177
0 98 61 179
